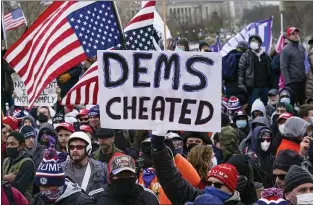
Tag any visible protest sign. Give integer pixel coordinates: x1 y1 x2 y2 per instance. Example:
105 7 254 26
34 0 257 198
11 73 58 106
98 50 221 132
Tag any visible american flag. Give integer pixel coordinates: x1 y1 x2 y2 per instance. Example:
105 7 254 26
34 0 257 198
62 1 157 105
4 1 123 107
3 7 27 31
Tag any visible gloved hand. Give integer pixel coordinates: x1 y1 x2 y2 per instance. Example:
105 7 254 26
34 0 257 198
59 73 71 83
236 175 248 192
151 121 167 151
238 85 247 92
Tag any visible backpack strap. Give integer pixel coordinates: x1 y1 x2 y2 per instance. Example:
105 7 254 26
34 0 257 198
3 183 16 205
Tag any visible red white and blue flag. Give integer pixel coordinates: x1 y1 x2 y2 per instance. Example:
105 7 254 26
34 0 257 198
3 7 27 31
4 1 123 107
62 1 157 105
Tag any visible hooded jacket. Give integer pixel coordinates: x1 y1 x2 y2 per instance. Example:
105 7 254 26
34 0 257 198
239 117 270 153
247 126 274 188
280 41 306 84
151 148 244 205
30 180 95 205
218 126 241 162
38 123 57 143
251 99 266 118
22 115 37 129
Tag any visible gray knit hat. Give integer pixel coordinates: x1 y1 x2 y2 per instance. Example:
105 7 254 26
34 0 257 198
283 165 313 193
284 117 309 139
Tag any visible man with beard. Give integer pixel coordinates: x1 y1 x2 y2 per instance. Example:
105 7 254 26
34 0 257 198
93 128 123 164
76 108 89 125
92 153 159 205
61 132 107 194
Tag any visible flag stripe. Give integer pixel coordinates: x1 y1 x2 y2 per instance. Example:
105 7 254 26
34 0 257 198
4 1 122 107
62 1 157 105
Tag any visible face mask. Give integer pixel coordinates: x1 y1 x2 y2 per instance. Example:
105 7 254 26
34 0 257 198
278 124 285 135
37 113 48 123
205 186 231 202
280 97 290 104
236 120 247 129
41 186 64 203
261 141 271 152
174 147 183 155
296 193 313 204
175 46 185 52
186 143 198 154
310 117 313 125
41 134 56 147
6 147 20 158
250 42 259 50
110 178 137 197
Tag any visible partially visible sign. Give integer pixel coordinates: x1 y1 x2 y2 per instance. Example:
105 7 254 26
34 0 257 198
11 73 57 106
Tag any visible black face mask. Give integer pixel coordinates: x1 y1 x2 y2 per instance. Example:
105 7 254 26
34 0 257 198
186 143 198 154
6 147 19 158
110 178 136 197
37 113 48 123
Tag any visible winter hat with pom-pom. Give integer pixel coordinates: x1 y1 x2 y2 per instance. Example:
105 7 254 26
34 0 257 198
35 147 65 187
256 188 288 205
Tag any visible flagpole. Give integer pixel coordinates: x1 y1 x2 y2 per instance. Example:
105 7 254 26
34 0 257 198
112 1 126 50
280 12 283 34
1 1 8 48
162 0 167 51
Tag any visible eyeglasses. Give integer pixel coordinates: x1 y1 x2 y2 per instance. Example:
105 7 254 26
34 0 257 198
273 174 286 181
69 145 86 150
80 118 89 122
206 181 224 189
260 138 271 142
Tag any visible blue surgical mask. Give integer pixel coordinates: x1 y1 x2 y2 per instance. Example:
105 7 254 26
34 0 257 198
280 97 290 104
175 46 185 52
236 120 247 129
204 186 231 202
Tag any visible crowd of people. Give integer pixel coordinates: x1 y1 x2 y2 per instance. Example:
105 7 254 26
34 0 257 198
1 27 313 205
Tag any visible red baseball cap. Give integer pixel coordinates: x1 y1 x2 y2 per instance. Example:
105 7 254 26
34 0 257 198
76 108 89 118
3 116 18 131
287 27 300 36
55 122 74 133
79 124 93 134
277 112 293 122
207 164 238 193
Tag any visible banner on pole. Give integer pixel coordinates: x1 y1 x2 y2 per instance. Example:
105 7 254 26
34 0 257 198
98 50 222 132
221 17 273 57
11 73 58 106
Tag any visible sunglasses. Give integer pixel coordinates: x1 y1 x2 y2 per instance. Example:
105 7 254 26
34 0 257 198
206 181 224 189
69 145 86 150
80 118 89 122
273 174 286 181
260 138 271 142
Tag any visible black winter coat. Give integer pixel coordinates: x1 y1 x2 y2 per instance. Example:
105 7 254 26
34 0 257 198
238 49 272 88
152 148 244 205
92 184 159 205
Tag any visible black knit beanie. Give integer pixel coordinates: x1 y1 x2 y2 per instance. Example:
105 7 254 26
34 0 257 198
283 165 313 193
8 131 25 144
274 150 302 172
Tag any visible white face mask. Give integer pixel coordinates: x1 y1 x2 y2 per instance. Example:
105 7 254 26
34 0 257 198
278 124 285 135
261 141 271 152
250 42 259 50
297 193 313 204
175 46 185 52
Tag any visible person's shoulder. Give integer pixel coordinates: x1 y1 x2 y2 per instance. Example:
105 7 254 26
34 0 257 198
141 186 160 204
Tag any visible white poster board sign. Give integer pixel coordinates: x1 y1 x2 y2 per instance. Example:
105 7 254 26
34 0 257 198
98 50 221 132
11 73 58 106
